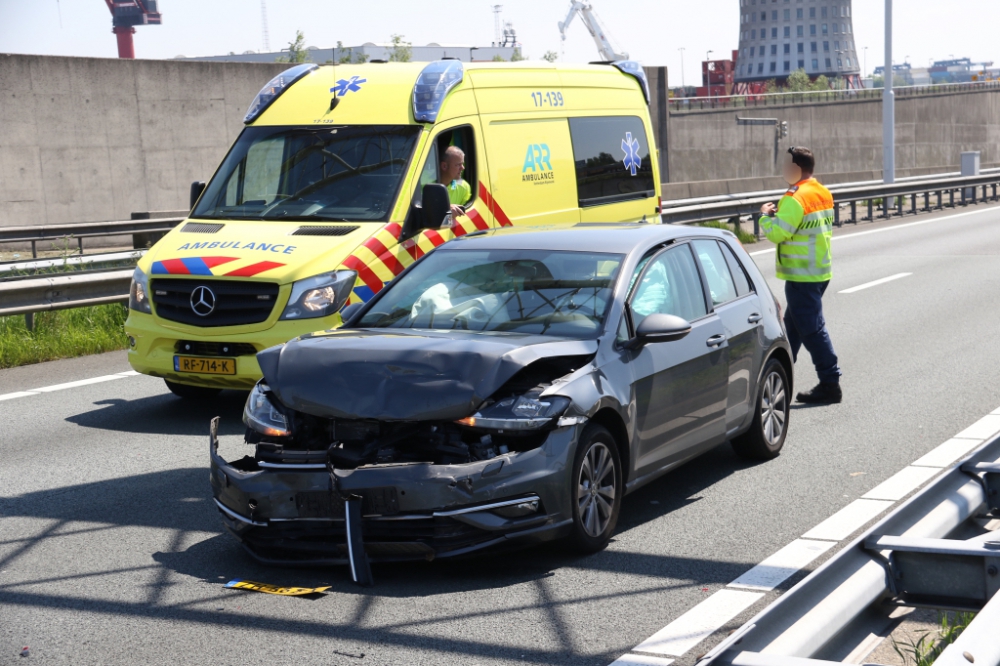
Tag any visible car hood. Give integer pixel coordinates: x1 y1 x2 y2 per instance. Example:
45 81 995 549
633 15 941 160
257 329 598 422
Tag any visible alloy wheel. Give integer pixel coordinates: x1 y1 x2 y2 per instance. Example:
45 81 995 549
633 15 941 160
760 371 787 446
577 442 617 537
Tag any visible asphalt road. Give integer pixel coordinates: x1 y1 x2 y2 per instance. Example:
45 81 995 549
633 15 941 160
4 203 1000 665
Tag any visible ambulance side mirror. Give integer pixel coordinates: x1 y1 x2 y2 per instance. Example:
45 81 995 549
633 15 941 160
190 181 206 211
421 183 451 230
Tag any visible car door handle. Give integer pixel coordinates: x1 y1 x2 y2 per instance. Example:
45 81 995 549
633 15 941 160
706 334 727 348
747 313 763 324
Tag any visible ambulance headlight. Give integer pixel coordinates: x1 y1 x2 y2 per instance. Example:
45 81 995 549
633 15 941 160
280 270 357 320
244 63 317 124
129 267 152 314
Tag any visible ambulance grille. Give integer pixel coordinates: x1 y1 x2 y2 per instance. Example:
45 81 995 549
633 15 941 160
151 279 280 327
290 226 360 237
181 222 225 234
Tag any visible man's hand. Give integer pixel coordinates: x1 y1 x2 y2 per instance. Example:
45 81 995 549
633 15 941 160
760 202 777 216
450 204 465 218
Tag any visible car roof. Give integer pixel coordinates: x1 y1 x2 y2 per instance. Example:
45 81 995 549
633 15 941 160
443 223 736 255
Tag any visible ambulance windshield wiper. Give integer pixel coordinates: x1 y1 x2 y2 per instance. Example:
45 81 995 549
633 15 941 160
258 211 353 222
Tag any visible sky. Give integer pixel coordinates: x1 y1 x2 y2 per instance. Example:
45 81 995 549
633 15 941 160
2 0 1000 85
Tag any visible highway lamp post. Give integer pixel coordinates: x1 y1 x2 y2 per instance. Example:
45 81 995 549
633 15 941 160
883 0 895 184
706 49 713 63
678 47 686 92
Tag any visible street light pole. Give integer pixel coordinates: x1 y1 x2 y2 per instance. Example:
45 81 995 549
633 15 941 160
883 0 895 184
678 47 686 90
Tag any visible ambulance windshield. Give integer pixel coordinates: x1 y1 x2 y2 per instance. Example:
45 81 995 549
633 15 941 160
193 125 421 222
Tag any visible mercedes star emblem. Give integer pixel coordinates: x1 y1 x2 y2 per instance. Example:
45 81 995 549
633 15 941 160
190 285 217 317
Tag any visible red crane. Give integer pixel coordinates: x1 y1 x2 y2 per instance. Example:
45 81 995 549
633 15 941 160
103 0 162 59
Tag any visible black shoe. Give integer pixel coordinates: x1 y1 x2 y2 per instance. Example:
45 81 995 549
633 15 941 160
796 382 842 404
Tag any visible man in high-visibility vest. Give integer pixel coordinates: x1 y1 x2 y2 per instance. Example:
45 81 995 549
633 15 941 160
438 146 471 218
760 147 842 404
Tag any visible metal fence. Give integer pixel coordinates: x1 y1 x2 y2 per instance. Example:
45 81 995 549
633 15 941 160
704 433 1000 666
0 216 184 259
669 79 1000 113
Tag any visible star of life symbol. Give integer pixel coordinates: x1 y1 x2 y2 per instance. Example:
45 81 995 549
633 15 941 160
331 75 367 96
621 132 642 176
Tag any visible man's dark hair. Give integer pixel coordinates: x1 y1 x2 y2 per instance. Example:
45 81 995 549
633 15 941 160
787 146 815 174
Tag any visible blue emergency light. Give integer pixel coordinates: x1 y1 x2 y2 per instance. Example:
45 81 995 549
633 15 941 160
412 61 465 124
244 64 318 125
612 60 651 105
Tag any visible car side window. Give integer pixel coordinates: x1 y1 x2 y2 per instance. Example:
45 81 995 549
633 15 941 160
630 245 707 326
692 239 738 307
720 241 753 297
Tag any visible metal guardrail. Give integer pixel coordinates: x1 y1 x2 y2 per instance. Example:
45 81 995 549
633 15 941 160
705 433 1000 666
661 171 1000 232
0 269 132 318
0 217 184 258
669 79 1000 112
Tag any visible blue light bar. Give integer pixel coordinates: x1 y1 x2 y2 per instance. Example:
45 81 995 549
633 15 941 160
412 60 464 124
612 60 650 105
244 63 318 125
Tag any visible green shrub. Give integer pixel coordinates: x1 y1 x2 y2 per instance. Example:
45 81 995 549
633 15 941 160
0 304 128 369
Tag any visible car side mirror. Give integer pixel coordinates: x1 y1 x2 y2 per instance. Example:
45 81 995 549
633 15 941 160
421 183 451 230
339 302 364 324
632 313 692 346
190 181 206 211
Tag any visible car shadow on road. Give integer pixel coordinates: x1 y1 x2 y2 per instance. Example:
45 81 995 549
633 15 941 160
65 391 249 437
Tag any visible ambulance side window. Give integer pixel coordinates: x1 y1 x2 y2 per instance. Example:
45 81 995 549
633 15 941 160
414 126 477 206
568 116 655 207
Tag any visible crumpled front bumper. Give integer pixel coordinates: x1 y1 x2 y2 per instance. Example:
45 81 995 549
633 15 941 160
209 420 581 565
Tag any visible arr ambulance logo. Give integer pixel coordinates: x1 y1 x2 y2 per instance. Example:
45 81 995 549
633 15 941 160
522 143 555 185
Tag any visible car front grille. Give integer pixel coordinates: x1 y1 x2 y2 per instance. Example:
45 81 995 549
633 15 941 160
151 278 280 327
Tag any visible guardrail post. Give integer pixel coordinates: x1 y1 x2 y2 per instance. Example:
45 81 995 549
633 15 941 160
993 184 997 201
30 240 37 259
77 237 83 255
867 199 874 221
938 190 943 209
896 195 903 217
834 206 841 227
752 213 761 239
951 188 956 208
850 200 857 224
910 194 916 215
923 192 930 212
24 313 34 332
882 196 890 219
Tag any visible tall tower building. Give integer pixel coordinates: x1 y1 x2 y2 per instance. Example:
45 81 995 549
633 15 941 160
734 0 861 93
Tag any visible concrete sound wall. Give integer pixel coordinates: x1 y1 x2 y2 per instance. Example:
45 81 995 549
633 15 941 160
0 53 286 229
665 88 1000 197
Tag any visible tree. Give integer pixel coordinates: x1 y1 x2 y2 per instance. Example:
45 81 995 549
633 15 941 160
786 68 811 92
276 30 307 63
492 54 506 62
511 48 526 62
810 74 830 91
388 34 412 62
764 78 780 94
542 51 559 63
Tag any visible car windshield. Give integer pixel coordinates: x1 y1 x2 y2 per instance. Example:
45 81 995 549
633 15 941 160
193 125 420 222
356 249 624 338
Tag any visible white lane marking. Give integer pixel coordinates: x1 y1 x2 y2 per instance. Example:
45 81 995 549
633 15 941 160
801 498 894 542
862 466 941 501
0 391 40 402
610 655 675 666
911 437 984 468
0 372 140 401
838 273 912 294
955 414 1000 441
728 539 837 592
748 204 1000 256
34 375 127 392
633 590 764 657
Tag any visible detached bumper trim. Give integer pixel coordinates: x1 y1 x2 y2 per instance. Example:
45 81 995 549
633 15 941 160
432 495 541 518
214 498 267 526
257 461 327 470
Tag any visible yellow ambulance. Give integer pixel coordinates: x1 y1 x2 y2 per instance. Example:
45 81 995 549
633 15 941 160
125 59 662 397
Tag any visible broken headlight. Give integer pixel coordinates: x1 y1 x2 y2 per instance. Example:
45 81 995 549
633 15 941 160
243 382 291 438
457 393 571 431
279 270 357 320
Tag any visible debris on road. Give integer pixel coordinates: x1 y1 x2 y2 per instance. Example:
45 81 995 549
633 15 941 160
224 579 331 596
20 646 29 657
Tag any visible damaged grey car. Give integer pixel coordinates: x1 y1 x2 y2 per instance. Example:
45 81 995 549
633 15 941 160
210 224 792 572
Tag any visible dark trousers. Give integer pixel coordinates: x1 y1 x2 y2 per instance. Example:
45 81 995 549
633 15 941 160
784 280 841 384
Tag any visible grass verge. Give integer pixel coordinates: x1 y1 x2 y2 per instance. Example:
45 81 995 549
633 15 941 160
696 220 759 245
0 304 129 369
892 611 976 666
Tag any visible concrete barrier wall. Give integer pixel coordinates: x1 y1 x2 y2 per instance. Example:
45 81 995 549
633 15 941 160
0 53 286 229
666 88 1000 197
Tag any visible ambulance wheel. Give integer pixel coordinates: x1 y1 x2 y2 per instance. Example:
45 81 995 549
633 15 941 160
164 380 222 400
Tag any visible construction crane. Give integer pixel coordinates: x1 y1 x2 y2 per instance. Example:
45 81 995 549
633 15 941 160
103 0 162 59
557 1 627 62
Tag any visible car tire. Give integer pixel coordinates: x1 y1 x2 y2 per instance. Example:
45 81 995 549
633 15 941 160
568 423 622 554
731 358 790 460
164 379 222 400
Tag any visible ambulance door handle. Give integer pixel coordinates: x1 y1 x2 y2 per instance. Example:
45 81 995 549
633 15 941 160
747 313 762 324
